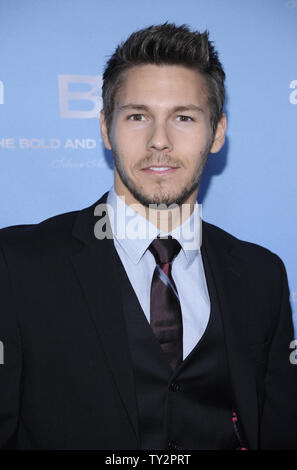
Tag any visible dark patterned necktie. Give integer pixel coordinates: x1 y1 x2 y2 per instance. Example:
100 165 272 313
148 236 183 370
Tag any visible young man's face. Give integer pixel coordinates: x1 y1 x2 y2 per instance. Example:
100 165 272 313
101 64 226 208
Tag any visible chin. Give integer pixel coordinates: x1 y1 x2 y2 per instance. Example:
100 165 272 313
133 188 190 208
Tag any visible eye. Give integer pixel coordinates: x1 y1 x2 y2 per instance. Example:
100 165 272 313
127 114 146 121
176 115 194 122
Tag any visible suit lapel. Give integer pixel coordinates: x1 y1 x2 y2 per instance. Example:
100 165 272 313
70 193 139 445
202 222 259 449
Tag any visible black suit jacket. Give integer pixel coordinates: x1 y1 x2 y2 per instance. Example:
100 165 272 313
0 191 296 450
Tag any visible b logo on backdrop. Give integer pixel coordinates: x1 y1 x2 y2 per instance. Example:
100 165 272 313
58 74 102 118
0 75 108 170
51 74 106 167
0 74 106 167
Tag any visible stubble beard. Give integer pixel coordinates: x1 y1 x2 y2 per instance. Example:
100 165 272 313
111 144 211 209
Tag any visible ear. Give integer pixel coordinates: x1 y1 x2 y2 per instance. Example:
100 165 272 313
100 110 112 150
209 113 227 154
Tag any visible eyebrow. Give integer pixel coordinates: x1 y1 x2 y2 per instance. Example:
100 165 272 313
118 104 205 114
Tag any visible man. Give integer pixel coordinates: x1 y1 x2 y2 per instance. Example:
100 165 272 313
0 23 296 450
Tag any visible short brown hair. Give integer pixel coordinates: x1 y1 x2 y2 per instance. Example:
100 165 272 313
102 22 226 136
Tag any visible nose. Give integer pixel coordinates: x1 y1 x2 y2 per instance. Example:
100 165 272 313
147 122 173 152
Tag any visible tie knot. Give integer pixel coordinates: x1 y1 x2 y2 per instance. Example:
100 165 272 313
149 236 181 265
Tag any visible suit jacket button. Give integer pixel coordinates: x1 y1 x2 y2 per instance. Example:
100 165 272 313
168 440 178 450
170 382 181 392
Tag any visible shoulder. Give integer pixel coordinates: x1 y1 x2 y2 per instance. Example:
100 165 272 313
0 205 91 266
202 220 285 278
0 191 109 262
0 209 79 250
202 221 291 339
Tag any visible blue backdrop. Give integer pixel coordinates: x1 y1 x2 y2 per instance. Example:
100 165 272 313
0 0 296 335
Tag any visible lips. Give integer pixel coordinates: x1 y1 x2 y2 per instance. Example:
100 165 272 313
141 165 179 175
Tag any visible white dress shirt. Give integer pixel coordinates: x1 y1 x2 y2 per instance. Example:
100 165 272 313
106 185 210 359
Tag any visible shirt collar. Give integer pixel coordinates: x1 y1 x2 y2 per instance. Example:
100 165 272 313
106 185 202 266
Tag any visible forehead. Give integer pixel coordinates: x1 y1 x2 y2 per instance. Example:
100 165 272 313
114 64 208 110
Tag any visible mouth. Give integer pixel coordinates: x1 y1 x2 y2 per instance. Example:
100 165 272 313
141 165 179 175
